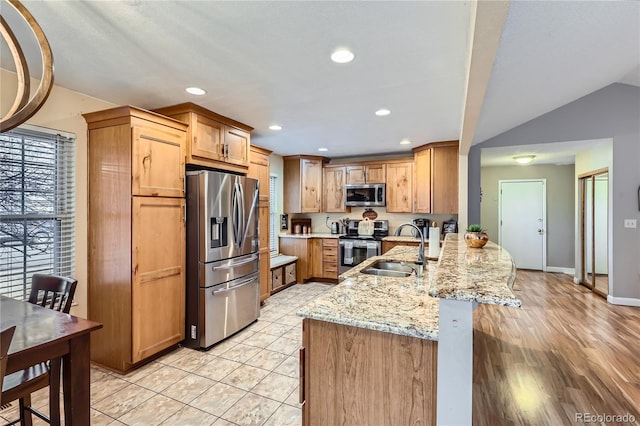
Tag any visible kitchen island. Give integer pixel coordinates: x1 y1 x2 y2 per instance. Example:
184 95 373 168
297 233 520 426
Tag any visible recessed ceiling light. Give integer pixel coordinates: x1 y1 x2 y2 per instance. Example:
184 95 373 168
513 155 535 164
375 109 391 116
331 48 355 64
400 139 411 145
269 124 282 131
318 147 328 152
185 87 206 95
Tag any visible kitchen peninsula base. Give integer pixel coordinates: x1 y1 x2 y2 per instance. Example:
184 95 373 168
300 318 437 426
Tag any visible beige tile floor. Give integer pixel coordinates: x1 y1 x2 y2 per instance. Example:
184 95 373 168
0 283 333 426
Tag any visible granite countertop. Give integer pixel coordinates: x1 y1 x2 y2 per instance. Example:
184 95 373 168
279 232 342 239
297 246 441 340
296 234 521 341
382 235 423 243
428 234 521 308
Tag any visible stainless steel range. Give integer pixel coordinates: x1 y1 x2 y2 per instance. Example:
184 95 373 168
338 219 389 274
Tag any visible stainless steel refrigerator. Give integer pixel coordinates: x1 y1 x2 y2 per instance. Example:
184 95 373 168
185 170 260 349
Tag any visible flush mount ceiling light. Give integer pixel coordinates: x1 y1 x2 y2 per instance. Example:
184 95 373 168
269 124 282 131
400 139 411 145
318 147 328 152
185 87 206 95
513 155 535 164
331 48 355 63
375 109 391 116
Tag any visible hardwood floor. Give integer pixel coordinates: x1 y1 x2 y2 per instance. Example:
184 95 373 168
473 270 640 425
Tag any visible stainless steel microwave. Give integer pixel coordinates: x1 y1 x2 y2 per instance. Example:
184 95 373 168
345 183 386 207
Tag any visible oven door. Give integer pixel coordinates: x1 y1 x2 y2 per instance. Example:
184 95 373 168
339 239 381 273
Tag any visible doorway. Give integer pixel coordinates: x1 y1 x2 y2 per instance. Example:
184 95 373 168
579 169 609 297
498 179 546 270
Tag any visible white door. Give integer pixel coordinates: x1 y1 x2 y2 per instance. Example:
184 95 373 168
499 180 546 270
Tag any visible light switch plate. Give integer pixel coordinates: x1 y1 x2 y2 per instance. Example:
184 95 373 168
624 219 637 228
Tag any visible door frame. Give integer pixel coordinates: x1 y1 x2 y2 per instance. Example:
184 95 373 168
498 179 547 271
578 167 609 297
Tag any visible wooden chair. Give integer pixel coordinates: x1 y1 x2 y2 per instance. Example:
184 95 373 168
28 274 78 314
1 275 77 426
1 326 17 398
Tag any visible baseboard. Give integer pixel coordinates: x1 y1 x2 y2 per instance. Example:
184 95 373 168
545 266 575 275
607 295 640 307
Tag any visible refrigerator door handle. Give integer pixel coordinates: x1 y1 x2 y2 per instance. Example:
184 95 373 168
212 276 256 295
212 255 258 270
238 182 246 243
232 181 242 247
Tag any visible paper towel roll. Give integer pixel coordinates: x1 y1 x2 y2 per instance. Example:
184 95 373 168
428 227 440 258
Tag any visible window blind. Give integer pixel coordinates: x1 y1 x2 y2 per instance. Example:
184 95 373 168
0 126 76 300
269 174 278 255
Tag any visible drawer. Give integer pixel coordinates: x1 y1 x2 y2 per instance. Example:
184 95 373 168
324 262 338 279
285 262 297 285
323 247 338 258
323 239 338 248
272 267 283 290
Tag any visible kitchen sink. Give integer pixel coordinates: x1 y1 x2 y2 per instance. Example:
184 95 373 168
360 260 414 278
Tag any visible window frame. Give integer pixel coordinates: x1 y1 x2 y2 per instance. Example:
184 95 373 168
0 124 76 300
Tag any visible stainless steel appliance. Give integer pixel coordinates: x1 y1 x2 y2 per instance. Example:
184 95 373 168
412 218 431 238
345 183 386 207
338 219 389 273
185 170 260 349
331 222 340 234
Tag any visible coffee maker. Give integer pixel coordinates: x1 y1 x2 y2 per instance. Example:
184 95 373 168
412 218 430 238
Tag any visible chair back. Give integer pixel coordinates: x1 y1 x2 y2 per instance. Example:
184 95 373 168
28 274 78 314
1 326 16 398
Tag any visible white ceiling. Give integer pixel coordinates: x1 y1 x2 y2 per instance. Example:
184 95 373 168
1 1 639 161
480 138 611 167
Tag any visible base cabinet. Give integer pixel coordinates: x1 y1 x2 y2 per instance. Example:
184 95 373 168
279 237 339 283
301 319 437 426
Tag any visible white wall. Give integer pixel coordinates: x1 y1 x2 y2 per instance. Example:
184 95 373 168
1 69 117 318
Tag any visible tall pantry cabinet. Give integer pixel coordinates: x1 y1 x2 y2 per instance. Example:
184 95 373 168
84 106 188 373
247 145 272 303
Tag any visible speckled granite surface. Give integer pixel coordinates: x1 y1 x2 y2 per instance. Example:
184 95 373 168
279 233 341 239
428 234 521 308
297 246 440 340
382 235 424 243
297 234 520 341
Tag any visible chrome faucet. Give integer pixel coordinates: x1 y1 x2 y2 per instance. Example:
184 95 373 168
394 222 425 275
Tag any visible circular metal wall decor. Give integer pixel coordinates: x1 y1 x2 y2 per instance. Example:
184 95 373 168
1 0 54 132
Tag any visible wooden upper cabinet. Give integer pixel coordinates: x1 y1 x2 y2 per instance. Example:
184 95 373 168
224 127 250 167
191 113 225 161
248 145 272 201
386 161 413 213
346 164 386 184
323 166 349 213
153 102 253 174
413 141 459 214
432 144 458 213
301 159 323 212
284 156 327 213
131 124 185 198
413 148 432 213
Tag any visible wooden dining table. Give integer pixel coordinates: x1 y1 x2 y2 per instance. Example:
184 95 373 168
0 295 102 425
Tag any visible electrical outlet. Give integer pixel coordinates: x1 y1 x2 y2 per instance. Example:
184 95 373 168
624 219 637 229
191 325 197 339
